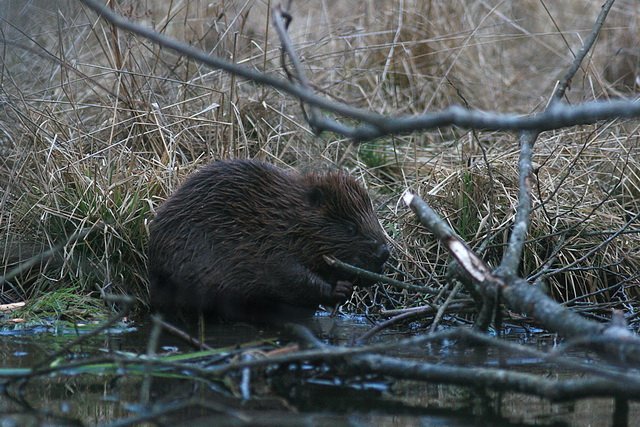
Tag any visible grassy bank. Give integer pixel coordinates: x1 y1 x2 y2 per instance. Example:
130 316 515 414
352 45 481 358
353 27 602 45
1 0 638 323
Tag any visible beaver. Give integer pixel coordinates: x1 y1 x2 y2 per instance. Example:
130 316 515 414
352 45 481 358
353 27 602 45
147 159 389 323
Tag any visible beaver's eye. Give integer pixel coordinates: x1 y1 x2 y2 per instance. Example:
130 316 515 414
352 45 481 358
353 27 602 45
344 221 358 237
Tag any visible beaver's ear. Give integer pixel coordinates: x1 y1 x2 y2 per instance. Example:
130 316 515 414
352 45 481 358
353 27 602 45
307 186 325 208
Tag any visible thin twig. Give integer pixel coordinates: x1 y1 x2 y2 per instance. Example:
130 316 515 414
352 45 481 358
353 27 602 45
356 301 472 344
551 0 617 105
271 5 321 131
324 256 442 295
153 315 215 351
429 282 462 332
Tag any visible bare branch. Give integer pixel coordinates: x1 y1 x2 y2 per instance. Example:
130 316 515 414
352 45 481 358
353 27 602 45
402 191 498 284
499 0 617 275
403 192 638 353
78 0 639 142
552 0 617 104
348 353 640 401
498 131 534 276
324 255 442 295
270 5 321 131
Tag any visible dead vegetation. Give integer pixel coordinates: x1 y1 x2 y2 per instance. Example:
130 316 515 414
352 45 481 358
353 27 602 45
0 0 639 324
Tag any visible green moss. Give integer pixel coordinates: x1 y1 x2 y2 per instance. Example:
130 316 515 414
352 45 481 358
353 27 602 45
12 286 109 324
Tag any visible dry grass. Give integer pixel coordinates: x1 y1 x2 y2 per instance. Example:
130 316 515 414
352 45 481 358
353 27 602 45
0 0 638 320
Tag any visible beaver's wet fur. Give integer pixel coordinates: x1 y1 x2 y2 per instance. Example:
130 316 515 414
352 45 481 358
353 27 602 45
147 160 389 323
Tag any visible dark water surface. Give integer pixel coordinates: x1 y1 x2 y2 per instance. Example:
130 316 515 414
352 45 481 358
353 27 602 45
0 315 636 426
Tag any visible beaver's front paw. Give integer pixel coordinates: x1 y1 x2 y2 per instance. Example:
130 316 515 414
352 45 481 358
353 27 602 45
331 280 354 305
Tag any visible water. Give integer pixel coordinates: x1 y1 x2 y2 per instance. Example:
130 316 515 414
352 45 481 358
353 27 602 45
0 315 636 426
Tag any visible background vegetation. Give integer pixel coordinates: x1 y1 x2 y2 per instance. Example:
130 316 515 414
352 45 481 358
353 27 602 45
1 0 638 323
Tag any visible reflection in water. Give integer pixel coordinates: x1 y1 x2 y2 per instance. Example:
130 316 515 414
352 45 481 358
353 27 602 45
0 315 636 426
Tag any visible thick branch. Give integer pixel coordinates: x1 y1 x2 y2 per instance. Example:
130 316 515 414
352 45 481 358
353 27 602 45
498 132 534 276
402 191 497 285
348 353 640 401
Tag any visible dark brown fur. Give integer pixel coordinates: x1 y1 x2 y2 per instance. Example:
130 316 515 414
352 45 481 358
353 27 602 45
147 160 389 322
